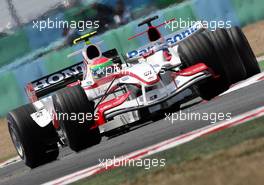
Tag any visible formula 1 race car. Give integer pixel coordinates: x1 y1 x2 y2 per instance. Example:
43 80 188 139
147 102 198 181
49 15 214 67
7 16 260 168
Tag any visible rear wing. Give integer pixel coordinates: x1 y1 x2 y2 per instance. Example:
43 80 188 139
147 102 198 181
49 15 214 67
26 62 84 102
25 49 120 102
126 22 204 59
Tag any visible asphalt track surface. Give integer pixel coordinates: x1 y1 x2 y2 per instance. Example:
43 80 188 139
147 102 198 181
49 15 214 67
0 80 264 185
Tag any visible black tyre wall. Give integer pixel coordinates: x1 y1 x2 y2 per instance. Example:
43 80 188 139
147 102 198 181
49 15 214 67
227 26 260 77
204 28 247 84
7 104 59 168
178 33 230 100
52 85 101 152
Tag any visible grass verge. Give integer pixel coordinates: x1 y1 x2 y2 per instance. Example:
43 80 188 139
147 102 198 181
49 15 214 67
259 60 264 71
243 20 264 56
75 116 264 185
0 118 16 163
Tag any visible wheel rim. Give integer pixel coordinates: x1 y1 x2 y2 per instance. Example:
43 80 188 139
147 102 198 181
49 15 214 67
59 122 69 146
10 127 24 158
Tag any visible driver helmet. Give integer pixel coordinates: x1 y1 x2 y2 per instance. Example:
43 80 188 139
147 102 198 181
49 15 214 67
90 58 114 79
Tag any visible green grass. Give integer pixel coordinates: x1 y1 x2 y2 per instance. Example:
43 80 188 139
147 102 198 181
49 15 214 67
259 60 264 71
74 116 264 185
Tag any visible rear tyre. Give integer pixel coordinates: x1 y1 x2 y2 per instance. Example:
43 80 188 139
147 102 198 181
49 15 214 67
226 26 261 77
52 85 101 152
7 104 59 168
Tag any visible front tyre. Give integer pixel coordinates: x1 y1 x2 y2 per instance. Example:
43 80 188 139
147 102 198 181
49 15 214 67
178 29 247 100
178 33 229 100
52 85 101 152
227 26 261 77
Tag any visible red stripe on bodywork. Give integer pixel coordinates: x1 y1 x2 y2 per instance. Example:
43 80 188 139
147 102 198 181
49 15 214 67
171 63 208 78
178 63 208 76
95 91 131 125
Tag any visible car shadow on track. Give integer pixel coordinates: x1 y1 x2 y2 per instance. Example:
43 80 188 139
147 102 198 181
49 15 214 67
104 98 203 140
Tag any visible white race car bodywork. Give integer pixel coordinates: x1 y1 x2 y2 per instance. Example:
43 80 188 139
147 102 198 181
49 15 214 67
30 22 211 134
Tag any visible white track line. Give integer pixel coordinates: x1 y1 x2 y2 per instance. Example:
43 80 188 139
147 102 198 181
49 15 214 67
43 106 264 185
0 156 21 168
221 72 264 95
